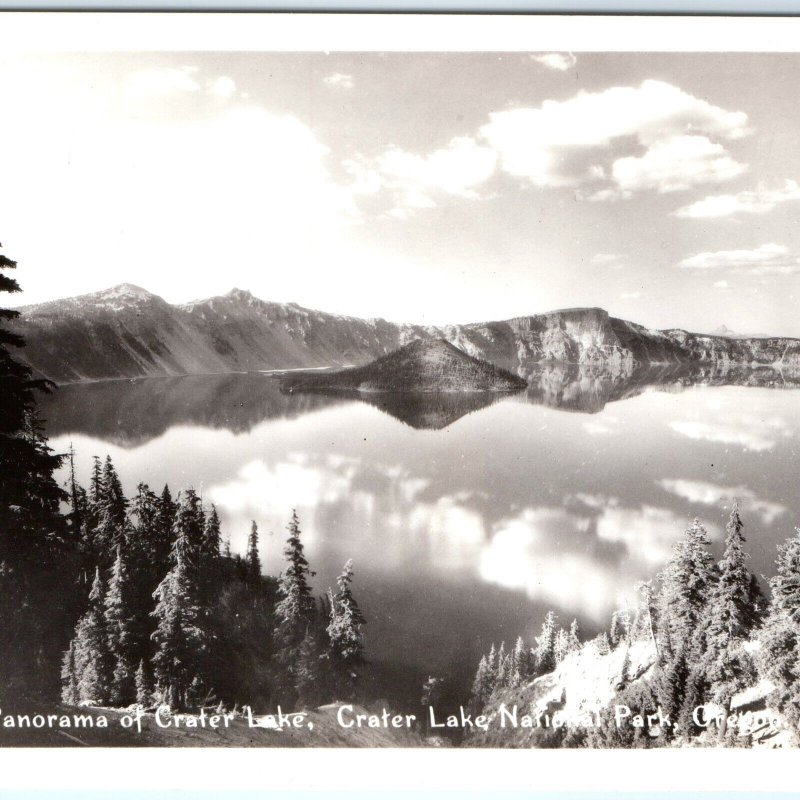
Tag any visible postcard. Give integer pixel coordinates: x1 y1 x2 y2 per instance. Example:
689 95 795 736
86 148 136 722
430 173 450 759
1 12 799 766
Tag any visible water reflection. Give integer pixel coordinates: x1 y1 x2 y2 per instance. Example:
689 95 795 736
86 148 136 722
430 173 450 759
39 364 800 444
39 366 800 697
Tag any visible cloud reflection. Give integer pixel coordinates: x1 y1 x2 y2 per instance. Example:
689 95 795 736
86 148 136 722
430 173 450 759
658 478 786 524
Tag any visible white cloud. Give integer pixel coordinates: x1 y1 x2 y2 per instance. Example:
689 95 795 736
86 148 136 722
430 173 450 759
596 505 711 565
323 72 355 89
714 280 731 289
610 135 747 195
678 243 800 275
0 60 378 305
480 80 749 193
530 52 577 71
674 180 800 219
669 420 783 452
479 508 627 619
346 136 497 217
209 455 354 517
207 75 237 99
658 478 786 524
346 79 749 219
620 291 642 299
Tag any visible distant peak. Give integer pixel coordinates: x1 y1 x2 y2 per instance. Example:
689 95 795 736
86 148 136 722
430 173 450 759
102 283 154 299
225 287 256 300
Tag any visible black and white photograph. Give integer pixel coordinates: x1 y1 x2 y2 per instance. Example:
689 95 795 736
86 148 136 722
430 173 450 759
2 13 800 751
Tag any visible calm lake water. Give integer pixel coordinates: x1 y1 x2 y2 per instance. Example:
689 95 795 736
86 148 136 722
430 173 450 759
39 369 800 701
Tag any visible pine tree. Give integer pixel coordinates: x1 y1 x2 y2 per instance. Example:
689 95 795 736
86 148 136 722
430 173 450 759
151 526 208 710
246 520 261 581
171 488 206 567
658 519 716 657
656 644 688 740
274 511 316 689
94 456 128 559
203 505 222 562
105 547 136 705
0 243 66 561
702 503 758 708
89 456 103 506
222 537 232 559
554 628 570 664
679 666 708 737
294 631 325 709
60 640 80 705
759 527 800 726
470 655 493 711
157 485 178 558
496 641 508 687
326 560 366 700
610 608 631 648
71 568 114 704
135 659 153 707
66 444 88 539
485 643 498 690
511 635 534 685
0 242 69 698
567 619 581 653
535 611 558 674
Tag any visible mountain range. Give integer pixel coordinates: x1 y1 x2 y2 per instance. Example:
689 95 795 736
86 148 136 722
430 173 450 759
12 283 800 384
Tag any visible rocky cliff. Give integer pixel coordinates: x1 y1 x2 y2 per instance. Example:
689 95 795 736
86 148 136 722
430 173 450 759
11 285 800 383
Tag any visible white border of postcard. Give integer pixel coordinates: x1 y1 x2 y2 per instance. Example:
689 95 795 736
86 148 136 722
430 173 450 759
2 10 800 794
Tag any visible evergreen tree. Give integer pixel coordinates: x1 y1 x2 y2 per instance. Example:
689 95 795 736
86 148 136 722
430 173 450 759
470 655 493 711
326 560 366 700
246 520 261 581
554 628 570 664
702 503 758 709
151 526 208 710
71 568 114 704
135 659 153 707
535 611 558 674
679 666 708 737
511 635 534 685
94 456 128 559
485 643 498 690
203 505 222 562
273 511 316 691
0 243 66 561
0 243 71 699
496 641 508 687
171 488 206 567
157 485 178 557
567 619 581 653
60 640 79 705
655 645 688 739
129 483 161 558
759 527 800 726
105 547 137 705
222 537 232 559
610 608 631 649
294 631 325 709
89 456 103 506
66 444 88 539
658 519 716 657
595 631 611 656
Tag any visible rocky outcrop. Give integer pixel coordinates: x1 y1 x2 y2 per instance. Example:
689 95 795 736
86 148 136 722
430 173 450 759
11 285 800 383
281 339 528 394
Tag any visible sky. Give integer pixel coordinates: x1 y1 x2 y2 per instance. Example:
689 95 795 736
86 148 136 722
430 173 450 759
2 51 800 334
